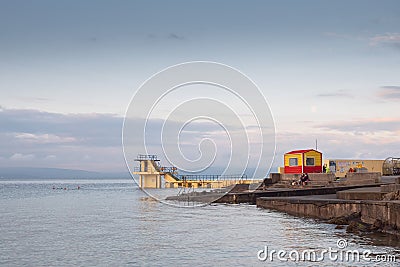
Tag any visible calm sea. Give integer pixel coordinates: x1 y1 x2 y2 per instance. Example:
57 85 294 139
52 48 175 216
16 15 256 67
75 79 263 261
1 179 399 266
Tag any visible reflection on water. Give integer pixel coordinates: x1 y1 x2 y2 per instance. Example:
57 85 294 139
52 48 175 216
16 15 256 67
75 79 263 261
356 231 400 248
0 179 399 266
139 196 159 202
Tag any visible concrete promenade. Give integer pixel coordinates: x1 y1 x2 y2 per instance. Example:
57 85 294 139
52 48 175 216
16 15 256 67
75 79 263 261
166 183 387 204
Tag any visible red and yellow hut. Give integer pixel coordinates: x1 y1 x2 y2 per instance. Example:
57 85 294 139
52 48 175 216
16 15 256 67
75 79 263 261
284 149 323 174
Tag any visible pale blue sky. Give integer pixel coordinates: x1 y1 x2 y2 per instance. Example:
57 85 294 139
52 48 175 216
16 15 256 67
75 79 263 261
0 1 399 172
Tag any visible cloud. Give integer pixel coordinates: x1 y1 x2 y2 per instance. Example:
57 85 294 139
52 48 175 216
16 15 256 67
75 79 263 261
369 33 400 49
324 31 400 50
167 33 184 40
316 117 400 133
323 32 362 41
0 107 125 171
0 108 123 147
15 133 76 144
146 33 185 41
0 107 270 173
377 86 400 100
3 107 397 174
270 118 400 169
44 155 57 160
310 118 400 160
316 90 353 98
274 125 400 169
14 96 52 103
10 153 35 160
310 106 317 113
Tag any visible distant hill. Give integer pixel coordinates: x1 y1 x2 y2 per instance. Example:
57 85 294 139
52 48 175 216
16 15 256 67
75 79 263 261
0 166 269 180
0 167 131 179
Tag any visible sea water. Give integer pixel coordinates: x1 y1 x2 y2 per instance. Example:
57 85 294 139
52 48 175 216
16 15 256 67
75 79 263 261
0 179 399 266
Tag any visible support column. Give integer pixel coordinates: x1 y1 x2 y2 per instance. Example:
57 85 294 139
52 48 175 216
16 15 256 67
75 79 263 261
157 175 162 189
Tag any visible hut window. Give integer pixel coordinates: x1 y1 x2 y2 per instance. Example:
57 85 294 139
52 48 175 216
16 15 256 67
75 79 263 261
306 157 315 166
289 158 298 166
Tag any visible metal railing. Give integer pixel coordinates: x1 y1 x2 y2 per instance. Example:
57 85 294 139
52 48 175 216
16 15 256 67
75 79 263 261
132 165 177 173
135 154 158 161
160 166 178 173
178 174 248 181
133 167 141 172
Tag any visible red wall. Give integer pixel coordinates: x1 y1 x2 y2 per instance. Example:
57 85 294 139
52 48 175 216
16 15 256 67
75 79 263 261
304 166 322 173
284 166 303 174
285 165 322 174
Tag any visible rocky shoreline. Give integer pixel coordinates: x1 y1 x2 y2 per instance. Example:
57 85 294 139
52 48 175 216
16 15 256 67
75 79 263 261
328 212 397 235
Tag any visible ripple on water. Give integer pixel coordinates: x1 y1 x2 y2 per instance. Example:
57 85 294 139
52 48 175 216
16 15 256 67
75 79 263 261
0 179 399 266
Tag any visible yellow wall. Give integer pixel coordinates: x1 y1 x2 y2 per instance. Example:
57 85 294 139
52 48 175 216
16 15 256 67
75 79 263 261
165 179 263 189
284 153 302 166
138 174 162 188
304 151 322 166
324 159 384 177
164 172 179 182
140 160 159 173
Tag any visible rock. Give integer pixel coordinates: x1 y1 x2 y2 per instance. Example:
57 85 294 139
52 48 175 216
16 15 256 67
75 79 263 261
328 217 348 225
371 219 384 231
346 212 362 221
335 225 345 229
346 221 371 233
328 212 361 225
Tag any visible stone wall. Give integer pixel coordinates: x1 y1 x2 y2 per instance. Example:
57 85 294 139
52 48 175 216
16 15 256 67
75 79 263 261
279 173 335 186
336 189 385 200
269 173 281 184
344 172 381 184
381 184 400 193
256 197 400 234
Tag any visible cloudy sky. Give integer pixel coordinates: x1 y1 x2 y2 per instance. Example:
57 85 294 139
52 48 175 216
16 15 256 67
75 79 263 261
1 0 399 174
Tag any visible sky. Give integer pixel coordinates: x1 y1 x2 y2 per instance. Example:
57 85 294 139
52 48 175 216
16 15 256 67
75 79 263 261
0 0 399 174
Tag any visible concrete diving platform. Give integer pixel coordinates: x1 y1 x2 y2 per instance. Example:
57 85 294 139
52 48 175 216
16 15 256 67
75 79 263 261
132 154 259 189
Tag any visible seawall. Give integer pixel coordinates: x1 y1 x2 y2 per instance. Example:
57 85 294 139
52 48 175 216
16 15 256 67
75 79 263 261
256 196 400 235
